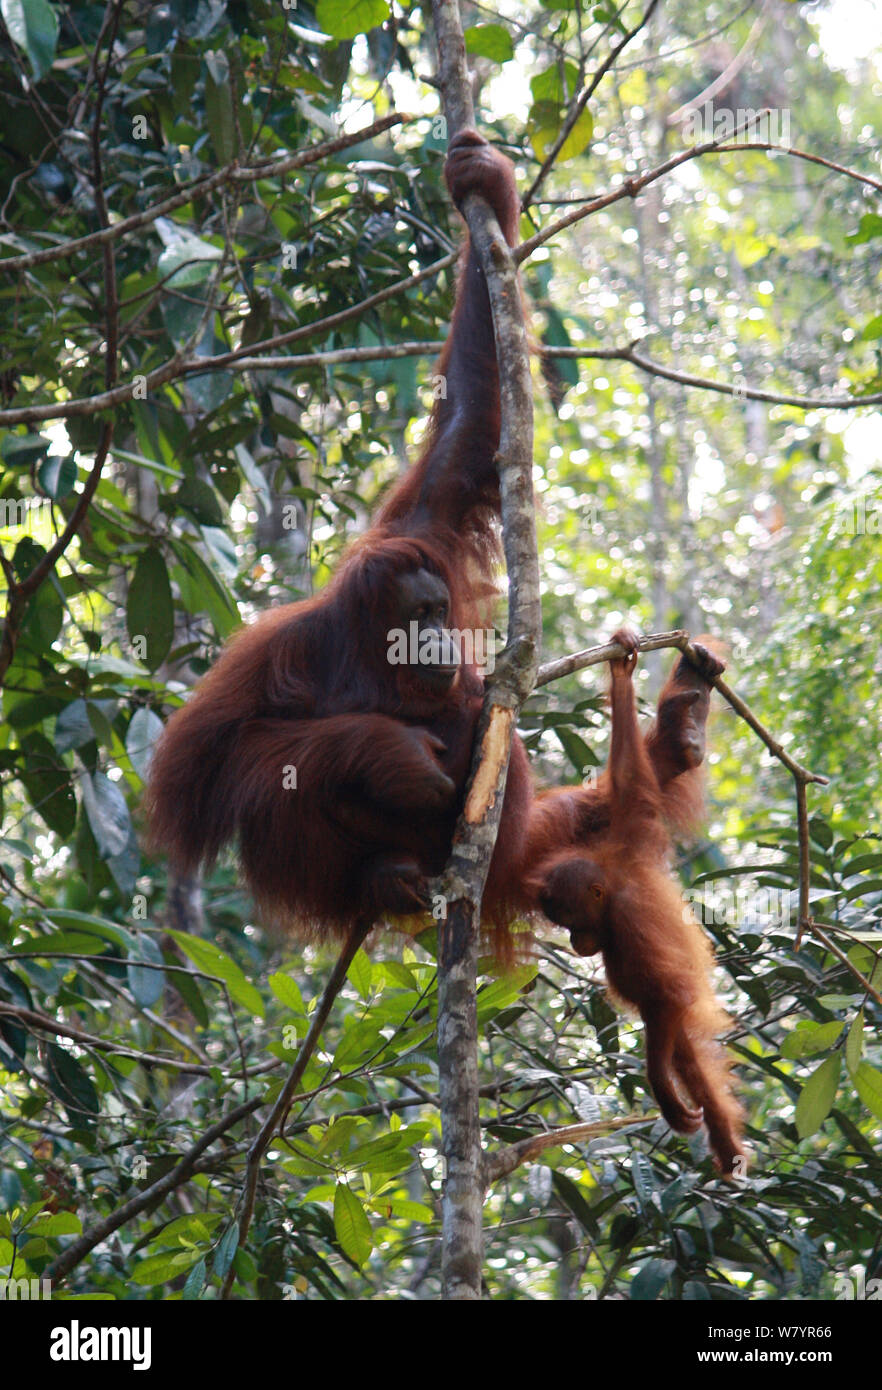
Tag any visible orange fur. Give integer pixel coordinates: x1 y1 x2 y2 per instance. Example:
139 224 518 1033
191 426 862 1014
525 632 746 1176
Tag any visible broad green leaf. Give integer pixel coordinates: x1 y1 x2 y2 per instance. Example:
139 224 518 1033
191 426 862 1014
174 477 224 527
168 931 264 1017
54 699 94 754
213 1222 239 1279
1 0 58 80
182 1257 207 1300
781 1021 843 1059
268 972 305 1014
476 965 537 1016
530 104 594 163
333 1019 383 1068
795 1053 840 1138
631 1258 676 1301
846 1011 864 1076
45 1044 100 1125
37 454 76 498
127 547 174 671
316 0 388 40
464 24 514 62
44 910 134 948
14 931 106 956
19 732 76 836
126 707 164 782
847 212 882 244
853 1062 882 1121
531 62 579 105
169 538 240 637
127 933 165 1009
347 947 373 1001
204 51 236 164
333 1183 372 1266
30 1211 82 1236
132 1250 203 1286
79 770 131 860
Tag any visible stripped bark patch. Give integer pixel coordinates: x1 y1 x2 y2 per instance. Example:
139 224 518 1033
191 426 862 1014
464 706 515 822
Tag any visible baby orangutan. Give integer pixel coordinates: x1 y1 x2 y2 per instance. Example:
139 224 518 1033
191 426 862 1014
528 630 746 1176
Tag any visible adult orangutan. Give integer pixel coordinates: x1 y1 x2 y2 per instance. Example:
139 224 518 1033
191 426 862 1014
147 130 719 946
146 133 738 1165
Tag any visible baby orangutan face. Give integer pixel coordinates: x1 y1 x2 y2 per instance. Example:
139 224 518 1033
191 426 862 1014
538 855 608 957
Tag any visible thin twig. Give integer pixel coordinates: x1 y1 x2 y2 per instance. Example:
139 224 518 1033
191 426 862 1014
808 925 882 1009
220 920 372 1298
0 115 408 276
546 342 882 411
0 1002 221 1075
517 120 882 263
537 628 828 788
522 0 660 209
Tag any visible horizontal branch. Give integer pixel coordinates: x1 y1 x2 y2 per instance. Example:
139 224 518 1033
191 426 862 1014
187 254 456 373
517 122 881 263
548 342 882 411
537 628 828 787
0 344 443 426
0 114 408 276
219 343 445 372
9 328 879 428
484 1115 650 1185
0 1001 224 1076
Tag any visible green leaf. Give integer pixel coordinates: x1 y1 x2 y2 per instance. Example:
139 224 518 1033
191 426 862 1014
213 1222 239 1279
126 707 164 782
780 1020 843 1059
531 61 579 105
19 732 76 836
862 314 882 341
38 454 77 499
795 1053 840 1138
168 930 264 1017
631 1258 676 1301
333 1019 383 1068
530 104 594 163
853 1062 882 1121
45 1044 100 1125
127 933 165 1009
127 547 174 671
476 965 537 1017
204 51 236 164
315 0 389 40
333 1183 372 1266
847 212 882 244
132 1250 203 1286
170 538 240 638
346 947 373 1001
555 726 595 775
464 24 514 62
30 1210 82 1236
268 972 305 1014
845 1011 864 1076
43 910 134 948
54 699 94 755
79 770 131 860
174 478 224 527
1 0 59 81
182 1257 207 1300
